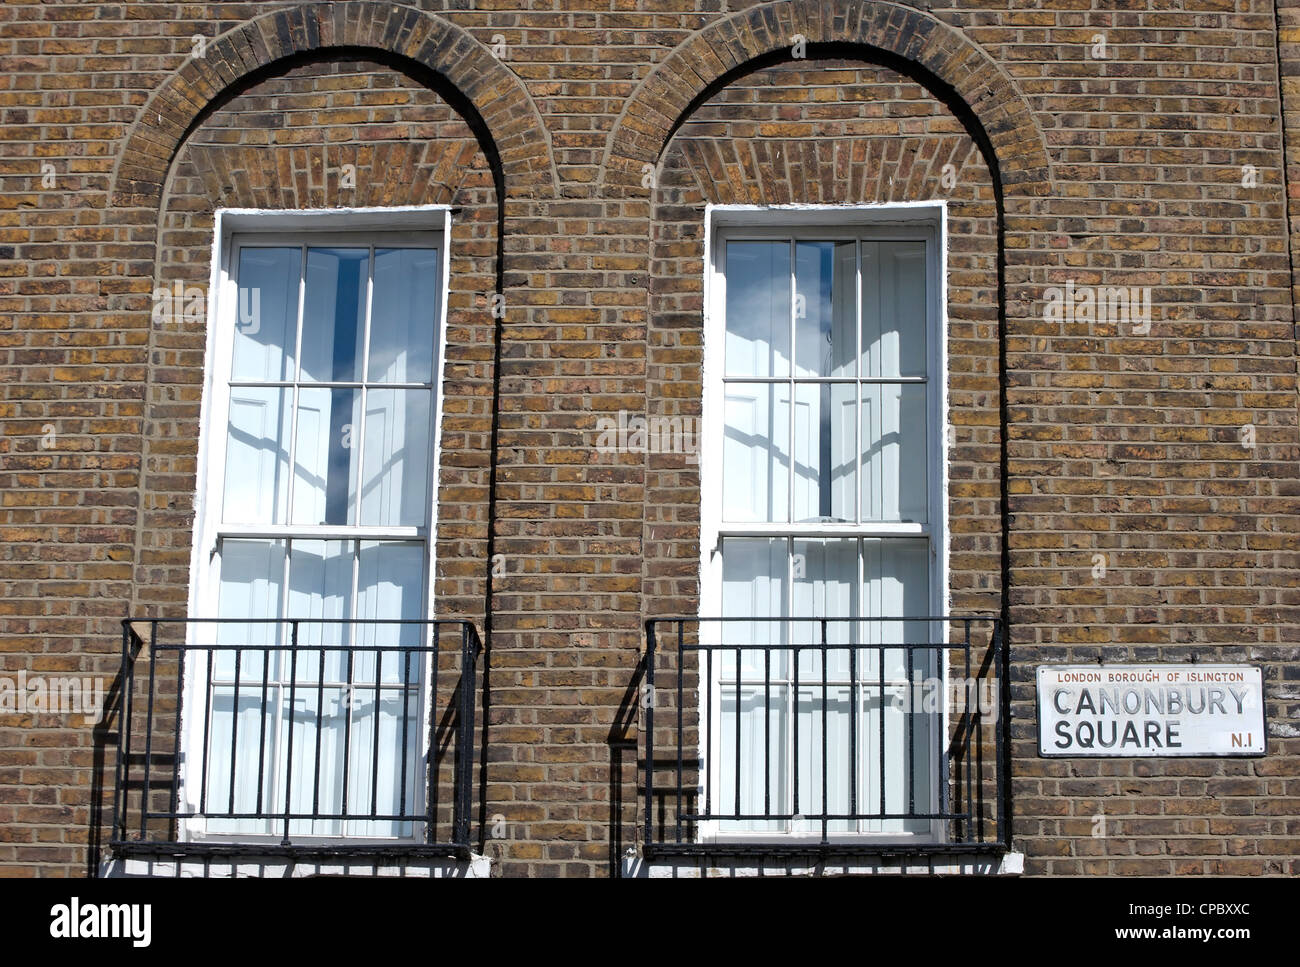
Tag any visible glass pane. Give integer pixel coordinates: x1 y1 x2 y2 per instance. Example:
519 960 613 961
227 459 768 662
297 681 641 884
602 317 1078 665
222 387 291 524
861 383 928 523
205 689 276 830
792 539 857 680
795 241 855 378
292 387 361 526
723 382 790 523
286 540 352 682
369 248 438 384
301 247 368 383
862 539 932 683
345 687 421 838
792 382 856 524
717 685 787 834
720 537 787 680
861 685 933 835
231 246 300 382
279 686 349 837
796 686 854 833
215 539 285 681
725 241 790 378
359 389 431 527
862 241 927 379
354 541 425 684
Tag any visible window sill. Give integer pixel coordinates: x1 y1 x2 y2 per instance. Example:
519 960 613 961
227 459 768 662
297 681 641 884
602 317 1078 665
624 847 1022 877
100 850 492 879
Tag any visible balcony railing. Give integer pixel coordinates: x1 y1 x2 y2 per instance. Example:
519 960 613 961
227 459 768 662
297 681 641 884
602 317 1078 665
642 615 1008 857
109 617 482 860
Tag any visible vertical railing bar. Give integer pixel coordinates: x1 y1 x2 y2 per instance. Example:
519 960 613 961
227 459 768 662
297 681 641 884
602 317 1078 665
455 623 477 849
312 633 325 830
340 641 354 827
792 638 800 821
426 622 440 843
123 623 140 839
281 621 299 845
878 639 885 820
255 626 271 818
763 644 771 823
850 629 857 826
370 647 383 817
168 629 184 834
675 621 683 844
140 620 159 839
199 650 213 817
644 621 656 851
733 645 741 819
820 617 828 842
703 647 711 823
964 619 973 844
227 645 241 816
399 644 412 829
996 619 1011 851
112 619 131 842
906 638 914 821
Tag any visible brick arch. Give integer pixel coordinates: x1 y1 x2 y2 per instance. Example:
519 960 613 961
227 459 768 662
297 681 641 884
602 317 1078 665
109 1 556 204
599 0 1052 197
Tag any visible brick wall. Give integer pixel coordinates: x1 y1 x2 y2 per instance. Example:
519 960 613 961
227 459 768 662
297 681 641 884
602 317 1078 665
0 0 1295 877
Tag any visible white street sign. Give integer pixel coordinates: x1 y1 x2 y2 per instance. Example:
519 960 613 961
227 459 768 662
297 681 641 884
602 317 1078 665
1038 664 1265 757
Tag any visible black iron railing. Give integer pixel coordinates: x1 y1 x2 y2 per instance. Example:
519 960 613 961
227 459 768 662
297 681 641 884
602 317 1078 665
110 617 482 860
642 615 1008 857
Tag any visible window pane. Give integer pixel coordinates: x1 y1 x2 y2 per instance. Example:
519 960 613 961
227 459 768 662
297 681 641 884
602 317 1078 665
720 537 787 680
862 539 932 682
725 241 790 378
861 685 933 835
354 541 425 684
718 685 787 834
792 538 857 680
862 241 927 379
205 690 275 831
286 539 352 681
359 388 431 527
369 248 438 384
223 387 291 525
301 247 368 383
723 382 790 523
796 686 854 833
292 387 361 526
794 241 855 378
215 538 286 680
231 247 300 382
861 383 928 523
345 687 421 838
279 686 349 837
792 382 856 524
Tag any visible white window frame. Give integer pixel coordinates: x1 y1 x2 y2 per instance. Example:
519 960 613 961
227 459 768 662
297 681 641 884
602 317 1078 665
698 202 950 845
179 206 452 844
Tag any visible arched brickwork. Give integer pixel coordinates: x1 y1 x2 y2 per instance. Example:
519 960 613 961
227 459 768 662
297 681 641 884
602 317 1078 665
109 1 557 205
600 0 1052 198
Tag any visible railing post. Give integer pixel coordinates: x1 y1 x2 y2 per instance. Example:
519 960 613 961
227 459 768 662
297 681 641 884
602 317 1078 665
111 618 133 844
454 623 478 850
282 620 298 847
140 620 158 839
643 621 656 854
995 618 1011 851
820 616 828 845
